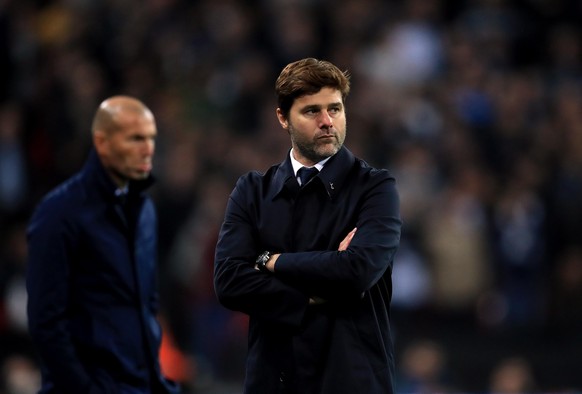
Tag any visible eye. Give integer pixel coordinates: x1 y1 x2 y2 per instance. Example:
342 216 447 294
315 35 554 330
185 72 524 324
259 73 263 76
129 134 148 143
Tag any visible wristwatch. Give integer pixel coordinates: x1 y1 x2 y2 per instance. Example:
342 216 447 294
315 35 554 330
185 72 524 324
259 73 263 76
256 251 272 272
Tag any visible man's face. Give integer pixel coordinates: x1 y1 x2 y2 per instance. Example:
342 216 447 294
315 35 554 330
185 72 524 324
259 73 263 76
96 112 157 186
278 87 346 166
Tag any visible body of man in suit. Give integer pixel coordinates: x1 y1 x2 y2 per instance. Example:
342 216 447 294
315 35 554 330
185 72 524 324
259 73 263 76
214 58 402 394
26 96 180 394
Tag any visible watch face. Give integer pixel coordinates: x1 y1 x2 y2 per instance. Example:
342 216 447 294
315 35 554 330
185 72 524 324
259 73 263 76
257 251 270 270
257 252 269 265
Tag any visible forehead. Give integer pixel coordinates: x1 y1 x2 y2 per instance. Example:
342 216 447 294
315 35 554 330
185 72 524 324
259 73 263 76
292 87 343 108
115 112 156 133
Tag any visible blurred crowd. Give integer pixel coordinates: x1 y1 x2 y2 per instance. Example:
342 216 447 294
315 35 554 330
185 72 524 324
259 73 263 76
1 0 582 392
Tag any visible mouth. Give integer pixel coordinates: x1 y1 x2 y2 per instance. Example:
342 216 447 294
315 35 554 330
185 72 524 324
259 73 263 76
317 131 336 138
138 163 152 172
317 134 336 142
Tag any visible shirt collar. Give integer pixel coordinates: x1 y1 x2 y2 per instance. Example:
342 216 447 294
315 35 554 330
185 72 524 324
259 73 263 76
272 146 355 201
114 184 129 197
289 148 331 175
82 149 155 202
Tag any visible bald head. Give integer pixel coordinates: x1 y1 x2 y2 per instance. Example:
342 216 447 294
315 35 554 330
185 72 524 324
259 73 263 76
92 96 154 136
91 96 157 187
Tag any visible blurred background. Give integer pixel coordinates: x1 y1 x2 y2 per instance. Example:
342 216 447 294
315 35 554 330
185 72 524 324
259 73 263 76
1 0 582 392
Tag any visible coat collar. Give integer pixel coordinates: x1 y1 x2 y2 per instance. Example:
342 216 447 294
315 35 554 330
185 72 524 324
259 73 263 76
272 146 355 200
81 149 155 203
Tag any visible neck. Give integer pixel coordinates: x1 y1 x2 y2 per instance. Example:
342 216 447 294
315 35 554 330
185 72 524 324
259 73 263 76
291 148 317 167
108 170 129 189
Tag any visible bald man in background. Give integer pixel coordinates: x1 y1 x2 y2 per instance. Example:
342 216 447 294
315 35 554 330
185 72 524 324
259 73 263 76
26 96 180 394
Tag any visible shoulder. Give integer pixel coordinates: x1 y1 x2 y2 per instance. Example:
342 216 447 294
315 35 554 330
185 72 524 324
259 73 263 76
229 163 289 204
234 163 284 189
347 157 399 208
42 173 86 208
236 169 266 185
28 174 85 231
331 146 395 184
353 157 396 184
231 170 267 200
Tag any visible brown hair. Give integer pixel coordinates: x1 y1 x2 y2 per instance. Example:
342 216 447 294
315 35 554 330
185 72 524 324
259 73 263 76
275 58 351 119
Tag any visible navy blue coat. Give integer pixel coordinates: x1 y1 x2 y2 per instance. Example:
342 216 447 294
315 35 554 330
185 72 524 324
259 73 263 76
214 146 402 394
26 150 179 394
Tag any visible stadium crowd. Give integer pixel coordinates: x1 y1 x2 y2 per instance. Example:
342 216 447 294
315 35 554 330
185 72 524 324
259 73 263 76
1 0 582 392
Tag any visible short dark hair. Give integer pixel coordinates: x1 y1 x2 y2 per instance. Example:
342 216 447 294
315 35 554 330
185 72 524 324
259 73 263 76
275 58 351 119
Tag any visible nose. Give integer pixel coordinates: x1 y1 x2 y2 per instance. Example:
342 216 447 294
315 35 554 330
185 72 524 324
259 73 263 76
319 111 333 128
143 139 155 156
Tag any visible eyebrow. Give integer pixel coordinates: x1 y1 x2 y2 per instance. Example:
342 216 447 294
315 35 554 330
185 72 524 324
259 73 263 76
300 102 344 111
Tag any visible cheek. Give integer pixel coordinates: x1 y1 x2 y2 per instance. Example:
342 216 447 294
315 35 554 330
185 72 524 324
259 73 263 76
291 120 315 136
110 145 135 166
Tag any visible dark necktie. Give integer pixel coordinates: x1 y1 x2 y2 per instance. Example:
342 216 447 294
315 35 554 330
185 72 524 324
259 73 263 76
297 166 319 186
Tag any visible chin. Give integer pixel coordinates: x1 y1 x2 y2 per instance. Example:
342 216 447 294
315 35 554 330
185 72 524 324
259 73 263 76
132 172 150 180
319 146 340 158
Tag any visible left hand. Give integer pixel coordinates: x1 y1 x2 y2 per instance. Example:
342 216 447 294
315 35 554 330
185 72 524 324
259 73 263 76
338 227 357 251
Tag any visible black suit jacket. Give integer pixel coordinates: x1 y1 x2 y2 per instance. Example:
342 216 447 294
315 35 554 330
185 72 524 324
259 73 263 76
214 146 401 394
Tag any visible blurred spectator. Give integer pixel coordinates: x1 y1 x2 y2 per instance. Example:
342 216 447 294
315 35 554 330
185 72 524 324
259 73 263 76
423 164 493 312
456 0 527 69
1 354 40 394
396 339 453 393
391 240 431 311
488 356 538 394
356 0 444 90
0 103 27 215
491 159 546 327
0 218 36 394
547 246 582 334
159 317 197 393
0 219 28 333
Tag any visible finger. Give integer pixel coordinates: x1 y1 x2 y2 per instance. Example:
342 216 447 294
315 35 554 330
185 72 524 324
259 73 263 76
346 228 356 242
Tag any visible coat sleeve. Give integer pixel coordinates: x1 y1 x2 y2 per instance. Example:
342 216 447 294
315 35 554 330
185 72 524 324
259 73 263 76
274 170 401 301
26 198 114 394
214 175 310 329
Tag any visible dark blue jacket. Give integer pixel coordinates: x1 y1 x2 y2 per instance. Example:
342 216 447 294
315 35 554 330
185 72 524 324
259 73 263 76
26 150 179 394
214 146 402 394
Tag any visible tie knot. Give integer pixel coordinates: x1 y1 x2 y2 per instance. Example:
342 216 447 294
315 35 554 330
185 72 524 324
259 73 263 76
297 166 319 186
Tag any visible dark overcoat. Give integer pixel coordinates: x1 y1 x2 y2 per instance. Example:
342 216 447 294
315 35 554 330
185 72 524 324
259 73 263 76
214 146 402 394
26 150 179 394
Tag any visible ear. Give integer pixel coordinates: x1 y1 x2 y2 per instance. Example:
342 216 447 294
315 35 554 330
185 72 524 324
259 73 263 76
92 130 109 155
276 108 288 129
